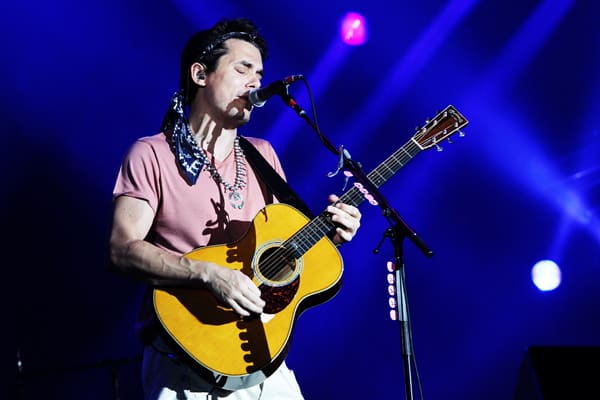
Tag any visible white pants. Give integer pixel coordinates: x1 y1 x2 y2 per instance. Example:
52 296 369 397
142 336 305 400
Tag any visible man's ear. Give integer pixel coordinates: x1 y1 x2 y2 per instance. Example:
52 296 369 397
190 63 207 86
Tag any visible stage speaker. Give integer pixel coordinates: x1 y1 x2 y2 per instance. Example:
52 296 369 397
513 346 600 400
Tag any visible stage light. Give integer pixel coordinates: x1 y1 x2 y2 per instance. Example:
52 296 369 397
339 12 367 46
531 260 562 291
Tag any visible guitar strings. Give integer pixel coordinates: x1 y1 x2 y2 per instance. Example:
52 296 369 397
257 139 422 279
255 139 423 281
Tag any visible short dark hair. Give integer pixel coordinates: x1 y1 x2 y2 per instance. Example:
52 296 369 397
179 18 268 106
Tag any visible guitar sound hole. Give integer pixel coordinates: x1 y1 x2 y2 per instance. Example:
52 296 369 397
258 246 296 283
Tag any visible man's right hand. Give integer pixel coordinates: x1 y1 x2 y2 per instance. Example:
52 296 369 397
201 262 266 316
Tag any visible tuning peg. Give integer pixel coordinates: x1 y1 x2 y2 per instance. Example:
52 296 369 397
436 144 443 152
447 138 453 144
458 130 465 137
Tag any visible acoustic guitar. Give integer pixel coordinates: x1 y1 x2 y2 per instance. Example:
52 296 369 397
153 105 468 390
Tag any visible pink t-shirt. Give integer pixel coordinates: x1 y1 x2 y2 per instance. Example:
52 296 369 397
113 133 285 255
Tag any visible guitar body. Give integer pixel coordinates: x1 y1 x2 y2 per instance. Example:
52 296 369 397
153 203 343 390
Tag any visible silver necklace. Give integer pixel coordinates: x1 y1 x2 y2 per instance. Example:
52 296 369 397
188 125 247 209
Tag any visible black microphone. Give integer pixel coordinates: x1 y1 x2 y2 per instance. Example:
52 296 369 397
248 75 303 107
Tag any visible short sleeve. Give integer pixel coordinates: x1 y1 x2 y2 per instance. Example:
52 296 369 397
112 138 162 212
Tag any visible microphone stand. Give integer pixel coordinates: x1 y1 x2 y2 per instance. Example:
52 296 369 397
279 93 432 257
279 93 432 399
376 218 422 400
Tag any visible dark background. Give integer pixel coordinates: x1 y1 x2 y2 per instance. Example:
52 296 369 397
3 0 599 399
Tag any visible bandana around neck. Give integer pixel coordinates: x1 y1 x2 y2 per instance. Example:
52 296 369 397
162 90 206 185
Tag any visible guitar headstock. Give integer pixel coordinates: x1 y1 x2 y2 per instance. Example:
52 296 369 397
412 105 469 151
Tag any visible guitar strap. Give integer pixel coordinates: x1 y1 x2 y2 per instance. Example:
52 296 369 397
239 136 315 219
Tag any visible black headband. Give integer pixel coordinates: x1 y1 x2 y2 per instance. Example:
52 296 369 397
198 31 258 60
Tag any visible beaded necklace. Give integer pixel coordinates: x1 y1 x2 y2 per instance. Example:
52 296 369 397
187 124 247 209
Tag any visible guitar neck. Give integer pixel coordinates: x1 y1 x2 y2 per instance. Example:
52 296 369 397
340 141 422 207
285 105 468 257
286 139 422 257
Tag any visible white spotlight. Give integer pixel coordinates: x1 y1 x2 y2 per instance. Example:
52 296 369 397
531 260 561 291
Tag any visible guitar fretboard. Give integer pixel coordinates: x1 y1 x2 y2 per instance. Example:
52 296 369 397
282 104 467 259
285 140 422 257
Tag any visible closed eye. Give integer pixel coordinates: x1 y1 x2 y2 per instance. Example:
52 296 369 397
236 63 250 74
237 61 263 81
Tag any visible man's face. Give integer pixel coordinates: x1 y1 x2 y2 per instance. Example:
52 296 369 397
204 38 264 128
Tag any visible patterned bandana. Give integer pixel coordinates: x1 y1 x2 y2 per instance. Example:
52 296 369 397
161 90 206 185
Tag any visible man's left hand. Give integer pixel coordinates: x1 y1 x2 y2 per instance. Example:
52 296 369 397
327 194 362 245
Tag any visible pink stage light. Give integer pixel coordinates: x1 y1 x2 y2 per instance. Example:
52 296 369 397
340 12 368 46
